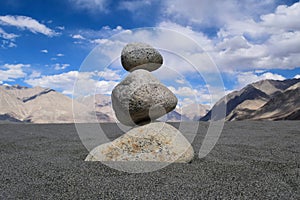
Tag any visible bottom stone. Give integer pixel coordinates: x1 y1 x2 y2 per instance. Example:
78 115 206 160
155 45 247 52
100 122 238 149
85 122 194 163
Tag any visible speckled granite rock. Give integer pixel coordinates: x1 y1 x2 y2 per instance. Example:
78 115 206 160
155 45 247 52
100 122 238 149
85 122 194 163
121 42 163 72
111 69 177 126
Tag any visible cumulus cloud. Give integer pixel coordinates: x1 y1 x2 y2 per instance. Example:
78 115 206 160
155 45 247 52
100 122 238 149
162 0 276 28
160 2 299 72
168 86 214 106
54 63 70 70
81 24 219 76
236 71 286 88
69 0 109 13
29 71 41 79
0 64 28 82
25 70 119 96
168 86 199 97
81 9 298 75
159 2 300 72
260 2 300 31
118 0 152 12
0 15 57 36
72 34 86 40
56 53 64 57
26 71 82 94
98 68 121 81
40 49 48 53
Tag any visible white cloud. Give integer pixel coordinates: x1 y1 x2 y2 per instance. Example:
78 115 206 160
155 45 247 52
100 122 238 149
26 71 81 94
0 27 18 40
80 18 298 76
236 71 286 88
40 49 48 53
118 0 152 12
94 80 118 95
82 24 218 76
160 2 300 72
162 0 276 28
294 75 300 79
168 86 214 106
1 39 16 48
29 71 41 79
0 64 28 82
98 69 121 81
0 27 18 48
161 2 300 72
54 63 70 70
158 21 214 51
168 86 198 97
69 0 109 13
260 2 300 32
73 26 125 46
175 78 185 84
216 36 250 51
56 26 65 30
56 53 64 57
0 15 57 36
25 70 119 96
72 34 86 40
267 31 300 57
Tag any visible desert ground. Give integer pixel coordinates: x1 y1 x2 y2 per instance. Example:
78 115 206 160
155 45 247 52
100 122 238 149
0 121 299 199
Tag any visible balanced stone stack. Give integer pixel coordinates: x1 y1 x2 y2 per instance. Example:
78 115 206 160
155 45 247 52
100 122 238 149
86 42 194 163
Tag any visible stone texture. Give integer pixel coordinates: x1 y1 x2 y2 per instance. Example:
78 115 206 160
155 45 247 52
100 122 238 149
111 69 177 126
121 42 163 72
85 122 194 163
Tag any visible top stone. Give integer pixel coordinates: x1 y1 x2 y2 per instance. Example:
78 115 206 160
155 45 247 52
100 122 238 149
121 42 163 72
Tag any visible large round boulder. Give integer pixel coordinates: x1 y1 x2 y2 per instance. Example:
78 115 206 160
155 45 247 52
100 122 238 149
85 122 194 163
111 69 177 126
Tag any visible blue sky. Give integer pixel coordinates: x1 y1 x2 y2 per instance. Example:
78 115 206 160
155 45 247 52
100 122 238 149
0 0 300 106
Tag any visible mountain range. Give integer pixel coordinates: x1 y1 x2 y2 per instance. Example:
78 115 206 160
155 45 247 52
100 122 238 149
0 85 95 123
1 78 299 123
201 78 300 121
0 85 209 123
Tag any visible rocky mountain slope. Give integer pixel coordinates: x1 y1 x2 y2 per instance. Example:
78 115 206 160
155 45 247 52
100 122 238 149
201 78 300 121
77 94 115 122
248 82 300 120
0 85 96 123
3 79 299 123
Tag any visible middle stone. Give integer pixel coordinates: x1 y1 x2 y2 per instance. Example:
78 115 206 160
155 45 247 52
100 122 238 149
112 69 177 126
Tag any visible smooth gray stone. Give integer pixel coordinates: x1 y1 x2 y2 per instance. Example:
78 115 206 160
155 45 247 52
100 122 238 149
121 42 163 72
111 69 177 126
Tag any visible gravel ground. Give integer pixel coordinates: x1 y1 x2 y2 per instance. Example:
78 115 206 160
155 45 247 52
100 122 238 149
0 121 299 199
